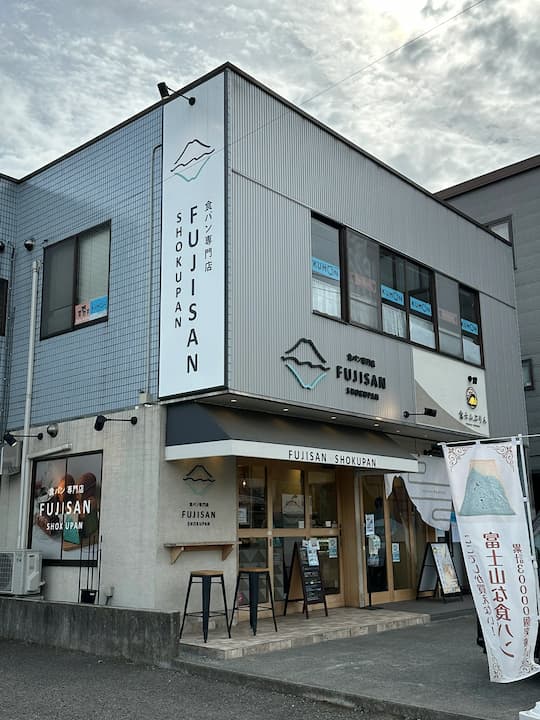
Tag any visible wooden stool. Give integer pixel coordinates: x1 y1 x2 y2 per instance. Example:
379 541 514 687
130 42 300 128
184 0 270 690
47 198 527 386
179 570 231 643
229 567 278 636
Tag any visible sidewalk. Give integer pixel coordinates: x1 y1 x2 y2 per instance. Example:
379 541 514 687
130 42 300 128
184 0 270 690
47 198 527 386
175 599 540 720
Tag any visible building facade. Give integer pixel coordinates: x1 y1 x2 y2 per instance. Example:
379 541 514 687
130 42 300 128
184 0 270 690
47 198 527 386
437 155 540 509
0 64 526 615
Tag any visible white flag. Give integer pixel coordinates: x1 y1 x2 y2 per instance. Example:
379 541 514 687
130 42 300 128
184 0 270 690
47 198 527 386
442 438 540 683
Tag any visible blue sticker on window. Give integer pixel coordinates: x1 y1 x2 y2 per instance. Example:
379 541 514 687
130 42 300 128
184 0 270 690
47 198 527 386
381 284 404 306
461 319 478 335
90 296 108 317
312 257 340 281
410 297 432 317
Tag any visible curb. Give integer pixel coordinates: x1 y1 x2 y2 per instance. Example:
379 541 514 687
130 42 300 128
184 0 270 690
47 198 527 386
173 655 482 720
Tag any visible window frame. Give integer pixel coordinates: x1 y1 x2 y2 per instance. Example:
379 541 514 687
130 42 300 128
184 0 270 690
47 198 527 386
310 213 484 367
523 358 534 391
40 222 111 340
486 215 516 269
311 214 347 323
29 450 102 567
379 250 436 349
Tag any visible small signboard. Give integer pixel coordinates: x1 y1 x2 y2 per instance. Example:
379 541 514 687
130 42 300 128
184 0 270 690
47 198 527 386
417 542 462 600
284 542 328 618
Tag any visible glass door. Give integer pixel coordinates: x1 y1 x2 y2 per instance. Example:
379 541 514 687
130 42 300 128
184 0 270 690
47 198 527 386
237 461 344 614
362 475 422 603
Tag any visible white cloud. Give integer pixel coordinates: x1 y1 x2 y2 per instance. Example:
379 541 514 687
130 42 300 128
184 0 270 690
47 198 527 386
1 0 538 189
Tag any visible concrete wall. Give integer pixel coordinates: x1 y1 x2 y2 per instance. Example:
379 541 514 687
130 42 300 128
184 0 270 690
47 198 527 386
155 455 238 612
1 405 163 610
0 596 181 665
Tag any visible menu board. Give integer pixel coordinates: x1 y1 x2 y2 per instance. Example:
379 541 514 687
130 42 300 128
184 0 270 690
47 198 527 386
417 542 462 599
284 542 328 618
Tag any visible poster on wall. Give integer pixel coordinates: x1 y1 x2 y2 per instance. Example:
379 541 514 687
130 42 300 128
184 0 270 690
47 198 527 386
30 453 102 562
159 72 225 398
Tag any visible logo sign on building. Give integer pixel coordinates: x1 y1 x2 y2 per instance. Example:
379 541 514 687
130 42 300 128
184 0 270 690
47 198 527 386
412 348 489 436
442 439 540 683
159 73 225 398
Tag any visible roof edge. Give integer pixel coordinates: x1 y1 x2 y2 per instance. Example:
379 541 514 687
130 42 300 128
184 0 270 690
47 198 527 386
1 60 516 241
10 63 233 185
436 153 540 199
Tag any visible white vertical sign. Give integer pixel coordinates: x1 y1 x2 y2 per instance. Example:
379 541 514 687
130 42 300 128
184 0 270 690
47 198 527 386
159 73 225 398
442 439 540 683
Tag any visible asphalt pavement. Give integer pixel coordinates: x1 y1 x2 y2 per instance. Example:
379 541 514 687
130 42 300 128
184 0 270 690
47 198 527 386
175 611 540 720
3 609 540 720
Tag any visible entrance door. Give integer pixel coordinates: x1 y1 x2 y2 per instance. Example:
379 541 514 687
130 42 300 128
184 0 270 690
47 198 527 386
236 461 344 613
362 475 426 603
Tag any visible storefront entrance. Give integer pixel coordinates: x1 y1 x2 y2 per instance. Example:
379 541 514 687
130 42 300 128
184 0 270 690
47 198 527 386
237 462 431 612
237 460 344 612
361 475 430 604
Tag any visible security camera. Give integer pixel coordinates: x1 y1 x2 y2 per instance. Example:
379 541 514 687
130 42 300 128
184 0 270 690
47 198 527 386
23 238 35 251
0 241 5 253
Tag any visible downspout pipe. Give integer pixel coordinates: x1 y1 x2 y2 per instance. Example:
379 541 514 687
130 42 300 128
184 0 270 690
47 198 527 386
143 143 162 400
17 259 40 549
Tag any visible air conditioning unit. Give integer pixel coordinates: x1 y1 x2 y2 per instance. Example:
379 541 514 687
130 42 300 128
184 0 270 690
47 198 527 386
0 550 43 595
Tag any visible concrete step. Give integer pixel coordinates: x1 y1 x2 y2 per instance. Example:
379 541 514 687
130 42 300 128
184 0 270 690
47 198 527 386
176 606 431 660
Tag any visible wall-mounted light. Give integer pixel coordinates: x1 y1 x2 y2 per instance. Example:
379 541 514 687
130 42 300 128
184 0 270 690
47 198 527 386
157 82 196 105
46 423 59 438
424 444 444 457
467 376 478 385
94 415 138 431
3 431 43 447
403 408 437 419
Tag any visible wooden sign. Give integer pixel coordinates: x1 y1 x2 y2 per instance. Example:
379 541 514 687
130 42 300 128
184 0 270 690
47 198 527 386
284 542 328 618
417 542 462 600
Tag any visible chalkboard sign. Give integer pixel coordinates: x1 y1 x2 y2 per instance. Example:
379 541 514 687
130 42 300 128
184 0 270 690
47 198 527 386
417 542 462 601
284 542 328 618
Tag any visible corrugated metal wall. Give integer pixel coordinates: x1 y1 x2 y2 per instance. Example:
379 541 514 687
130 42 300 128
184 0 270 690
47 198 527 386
444 169 539 457
226 70 523 434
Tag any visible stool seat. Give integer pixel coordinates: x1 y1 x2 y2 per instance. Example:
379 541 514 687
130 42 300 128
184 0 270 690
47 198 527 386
229 567 278 636
179 569 231 643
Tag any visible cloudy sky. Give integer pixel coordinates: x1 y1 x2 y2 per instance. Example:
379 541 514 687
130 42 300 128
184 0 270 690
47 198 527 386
1 0 538 191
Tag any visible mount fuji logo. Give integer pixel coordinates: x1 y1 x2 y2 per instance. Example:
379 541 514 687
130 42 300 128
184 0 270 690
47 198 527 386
281 338 330 390
170 138 215 182
183 464 215 496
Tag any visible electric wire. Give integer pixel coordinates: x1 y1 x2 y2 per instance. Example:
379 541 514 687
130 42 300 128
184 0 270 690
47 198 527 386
224 0 492 153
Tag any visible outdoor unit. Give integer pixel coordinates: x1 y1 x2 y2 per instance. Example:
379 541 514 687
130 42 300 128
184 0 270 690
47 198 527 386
0 550 43 595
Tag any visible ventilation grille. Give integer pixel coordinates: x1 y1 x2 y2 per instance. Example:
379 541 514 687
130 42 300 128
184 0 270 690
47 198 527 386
0 552 15 593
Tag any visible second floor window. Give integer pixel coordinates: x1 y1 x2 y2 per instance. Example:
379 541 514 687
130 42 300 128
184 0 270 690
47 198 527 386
311 214 483 365
311 217 341 319
41 223 110 339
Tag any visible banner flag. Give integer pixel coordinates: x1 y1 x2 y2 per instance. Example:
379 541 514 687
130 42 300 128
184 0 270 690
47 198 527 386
385 457 452 531
442 438 540 683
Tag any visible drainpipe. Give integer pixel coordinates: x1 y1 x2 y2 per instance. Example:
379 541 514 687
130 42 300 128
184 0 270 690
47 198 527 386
17 259 40 549
143 143 162 401
0 242 16 441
